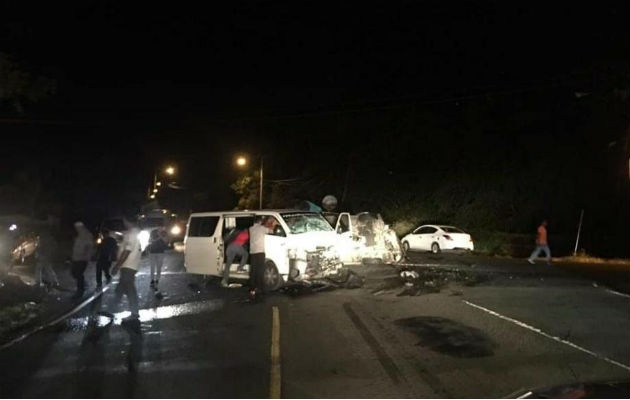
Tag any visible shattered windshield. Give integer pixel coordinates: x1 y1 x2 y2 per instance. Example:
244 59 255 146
281 212 333 234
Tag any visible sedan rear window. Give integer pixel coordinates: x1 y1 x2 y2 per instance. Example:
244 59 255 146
441 226 464 233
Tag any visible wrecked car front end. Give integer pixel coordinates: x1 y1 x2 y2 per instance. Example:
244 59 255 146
328 212 403 265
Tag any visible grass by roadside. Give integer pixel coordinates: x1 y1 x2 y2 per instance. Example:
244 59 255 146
0 263 76 346
553 255 629 266
0 302 40 337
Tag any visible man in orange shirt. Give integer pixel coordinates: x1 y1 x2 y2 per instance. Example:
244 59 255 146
528 220 551 265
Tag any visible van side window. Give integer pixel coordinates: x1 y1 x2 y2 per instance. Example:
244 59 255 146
262 215 286 237
222 216 254 239
188 217 220 237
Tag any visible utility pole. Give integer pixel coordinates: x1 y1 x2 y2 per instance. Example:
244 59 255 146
259 156 264 209
573 209 584 256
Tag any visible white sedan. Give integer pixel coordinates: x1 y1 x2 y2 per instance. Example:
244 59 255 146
401 225 474 254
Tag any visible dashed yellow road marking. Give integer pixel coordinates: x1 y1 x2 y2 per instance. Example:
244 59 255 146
270 306 281 398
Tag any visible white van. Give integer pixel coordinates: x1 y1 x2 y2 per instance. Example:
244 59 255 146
184 210 344 290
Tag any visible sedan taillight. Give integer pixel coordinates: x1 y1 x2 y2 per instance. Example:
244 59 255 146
443 234 453 241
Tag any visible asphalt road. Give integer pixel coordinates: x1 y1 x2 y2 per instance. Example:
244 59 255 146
0 251 628 398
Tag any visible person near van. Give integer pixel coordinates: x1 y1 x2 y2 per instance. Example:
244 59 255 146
148 228 168 290
221 228 249 288
35 222 60 290
528 220 552 265
71 221 94 299
109 215 142 320
96 228 117 288
248 216 269 301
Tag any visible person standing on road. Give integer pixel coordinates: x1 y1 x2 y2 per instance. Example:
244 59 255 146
528 220 552 265
110 215 142 320
221 228 249 288
71 221 94 299
95 228 117 288
148 228 168 291
248 216 269 301
35 221 60 290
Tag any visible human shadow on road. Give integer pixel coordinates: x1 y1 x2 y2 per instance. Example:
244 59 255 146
75 291 144 397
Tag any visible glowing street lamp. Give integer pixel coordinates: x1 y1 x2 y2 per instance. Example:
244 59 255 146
236 156 247 167
165 166 175 175
156 181 162 187
150 194 156 199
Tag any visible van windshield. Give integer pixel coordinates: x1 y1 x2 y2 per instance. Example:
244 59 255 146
281 212 333 234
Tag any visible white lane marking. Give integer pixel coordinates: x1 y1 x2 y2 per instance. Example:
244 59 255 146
605 288 630 299
462 300 630 372
395 262 464 268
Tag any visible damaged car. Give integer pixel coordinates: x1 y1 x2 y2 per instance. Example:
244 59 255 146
184 210 348 290
323 211 403 265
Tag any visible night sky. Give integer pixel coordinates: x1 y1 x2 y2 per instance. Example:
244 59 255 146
1 1 628 229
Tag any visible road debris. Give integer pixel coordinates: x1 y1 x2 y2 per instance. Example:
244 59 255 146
372 266 490 296
280 269 365 297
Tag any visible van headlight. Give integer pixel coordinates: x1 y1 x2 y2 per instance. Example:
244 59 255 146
170 225 182 235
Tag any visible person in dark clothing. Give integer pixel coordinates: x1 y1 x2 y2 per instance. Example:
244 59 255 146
148 228 168 290
96 229 117 288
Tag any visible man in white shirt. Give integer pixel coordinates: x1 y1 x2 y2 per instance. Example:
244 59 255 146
70 221 94 299
110 214 142 319
248 216 269 301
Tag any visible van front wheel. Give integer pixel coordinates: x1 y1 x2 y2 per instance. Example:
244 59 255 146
263 260 284 291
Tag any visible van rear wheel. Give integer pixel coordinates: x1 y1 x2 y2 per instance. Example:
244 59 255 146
263 260 284 291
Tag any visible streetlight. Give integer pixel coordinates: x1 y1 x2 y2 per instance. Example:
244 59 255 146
149 165 177 199
235 155 264 209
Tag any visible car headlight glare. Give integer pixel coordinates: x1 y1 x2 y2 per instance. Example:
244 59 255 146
170 225 182 235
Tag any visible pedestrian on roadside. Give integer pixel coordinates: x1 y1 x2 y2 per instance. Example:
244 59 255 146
148 228 168 291
35 220 60 290
528 220 552 265
109 215 142 321
248 216 269 301
221 228 249 288
96 228 117 288
71 221 94 299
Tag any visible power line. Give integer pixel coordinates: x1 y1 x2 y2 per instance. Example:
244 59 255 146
212 79 599 122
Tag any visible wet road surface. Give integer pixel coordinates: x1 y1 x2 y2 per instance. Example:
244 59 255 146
0 251 628 398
